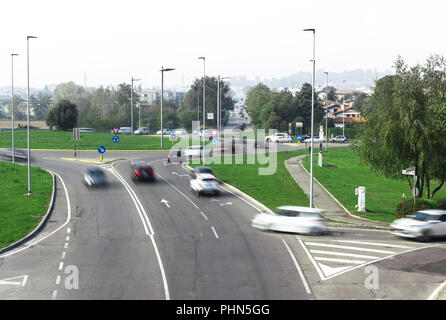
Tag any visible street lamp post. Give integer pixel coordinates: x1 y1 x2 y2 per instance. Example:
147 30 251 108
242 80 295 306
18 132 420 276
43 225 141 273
324 71 328 152
130 77 140 134
198 57 206 165
303 28 315 208
26 35 37 195
160 67 175 149
11 53 18 165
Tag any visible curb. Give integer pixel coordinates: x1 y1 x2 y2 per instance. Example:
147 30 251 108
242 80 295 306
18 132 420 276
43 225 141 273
0 170 57 254
183 163 273 214
428 280 446 300
296 156 390 229
60 157 125 165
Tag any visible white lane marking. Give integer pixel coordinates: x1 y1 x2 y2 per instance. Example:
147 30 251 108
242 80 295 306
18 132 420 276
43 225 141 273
281 239 311 294
156 172 200 210
0 171 71 258
110 162 170 300
160 199 171 208
200 211 209 221
0 275 28 287
64 243 68 249
332 240 412 249
428 279 446 300
56 275 61 285
314 257 366 264
52 290 57 300
67 228 71 234
211 226 219 239
61 252 66 260
58 262 64 271
309 250 380 260
65 236 70 241
304 242 395 254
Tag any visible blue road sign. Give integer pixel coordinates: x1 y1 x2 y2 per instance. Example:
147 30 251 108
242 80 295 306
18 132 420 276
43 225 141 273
170 133 177 141
168 121 173 127
112 135 120 143
212 138 218 145
98 146 106 154
297 135 302 141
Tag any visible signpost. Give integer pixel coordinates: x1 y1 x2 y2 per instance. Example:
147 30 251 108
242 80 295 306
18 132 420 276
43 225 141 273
73 127 80 159
207 113 214 120
112 127 120 135
297 135 302 144
402 167 417 203
98 145 106 161
170 133 177 144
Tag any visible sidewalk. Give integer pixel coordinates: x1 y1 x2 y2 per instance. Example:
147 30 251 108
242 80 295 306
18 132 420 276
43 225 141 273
285 155 390 229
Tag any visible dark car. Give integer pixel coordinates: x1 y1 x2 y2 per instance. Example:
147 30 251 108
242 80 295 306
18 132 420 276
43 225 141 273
131 161 156 182
83 166 108 187
0 148 28 162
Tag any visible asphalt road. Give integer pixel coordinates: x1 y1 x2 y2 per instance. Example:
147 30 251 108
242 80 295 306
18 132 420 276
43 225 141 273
0 116 445 300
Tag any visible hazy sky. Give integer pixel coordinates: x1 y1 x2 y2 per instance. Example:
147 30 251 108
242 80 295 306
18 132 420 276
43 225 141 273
1 0 445 89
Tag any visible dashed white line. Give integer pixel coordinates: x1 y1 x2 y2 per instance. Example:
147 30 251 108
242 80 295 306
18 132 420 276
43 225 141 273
52 290 58 300
61 252 66 260
211 226 220 239
200 211 209 221
56 275 61 285
282 239 311 294
64 243 68 249
67 228 71 234
66 236 70 241
58 262 64 271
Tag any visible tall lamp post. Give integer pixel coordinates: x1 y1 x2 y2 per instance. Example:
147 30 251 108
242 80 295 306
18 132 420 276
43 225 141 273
26 35 37 195
11 53 19 165
198 57 206 165
324 71 328 152
130 77 140 134
160 67 175 149
303 28 315 208
217 76 230 138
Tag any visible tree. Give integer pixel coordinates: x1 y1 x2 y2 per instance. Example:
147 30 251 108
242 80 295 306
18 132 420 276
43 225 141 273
32 93 52 120
46 99 78 130
321 86 337 101
6 95 27 120
358 55 446 198
294 83 324 133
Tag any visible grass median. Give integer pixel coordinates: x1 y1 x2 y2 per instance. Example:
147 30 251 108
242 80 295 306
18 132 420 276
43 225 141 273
0 129 177 150
189 150 309 211
0 161 53 250
302 146 446 223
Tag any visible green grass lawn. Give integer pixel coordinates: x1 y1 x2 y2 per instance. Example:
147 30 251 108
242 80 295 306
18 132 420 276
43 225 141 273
302 147 446 223
0 162 53 249
0 130 178 150
189 150 309 211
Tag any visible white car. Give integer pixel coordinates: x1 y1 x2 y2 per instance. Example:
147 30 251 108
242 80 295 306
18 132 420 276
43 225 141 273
264 133 292 143
303 136 326 143
156 129 171 135
390 209 446 241
175 128 188 135
251 206 327 235
190 173 221 196
330 135 348 143
185 145 204 157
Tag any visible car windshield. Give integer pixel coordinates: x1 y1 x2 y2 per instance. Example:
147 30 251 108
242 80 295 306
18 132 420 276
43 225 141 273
275 210 299 217
412 212 437 221
197 167 213 174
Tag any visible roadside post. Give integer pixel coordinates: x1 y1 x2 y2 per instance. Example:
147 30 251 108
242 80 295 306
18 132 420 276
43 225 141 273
318 151 323 167
402 167 417 205
112 135 120 158
297 135 302 144
73 127 80 160
170 133 177 145
355 186 366 212
98 145 106 161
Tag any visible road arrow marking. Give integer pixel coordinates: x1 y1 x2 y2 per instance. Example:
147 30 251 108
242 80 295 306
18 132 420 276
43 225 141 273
0 275 28 287
219 202 233 206
211 198 221 202
161 199 171 208
171 172 189 177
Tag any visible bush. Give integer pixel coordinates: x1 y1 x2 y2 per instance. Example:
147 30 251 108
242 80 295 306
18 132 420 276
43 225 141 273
395 198 446 218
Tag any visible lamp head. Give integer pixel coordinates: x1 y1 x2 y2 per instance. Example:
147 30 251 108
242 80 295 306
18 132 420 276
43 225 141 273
27 36 37 40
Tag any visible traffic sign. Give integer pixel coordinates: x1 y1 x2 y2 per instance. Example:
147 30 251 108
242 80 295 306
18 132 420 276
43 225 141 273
168 121 173 127
170 133 177 141
207 113 214 120
212 138 218 145
297 135 302 141
98 146 106 154
112 136 120 143
112 127 120 135
402 167 415 176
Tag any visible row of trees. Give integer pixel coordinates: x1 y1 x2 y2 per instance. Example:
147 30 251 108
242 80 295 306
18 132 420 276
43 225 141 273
245 82 325 134
5 92 52 121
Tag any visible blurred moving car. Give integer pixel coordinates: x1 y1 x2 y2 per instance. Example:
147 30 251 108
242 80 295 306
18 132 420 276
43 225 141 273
330 135 348 143
390 209 446 241
175 128 188 135
303 135 326 143
0 148 28 161
83 166 108 187
156 129 171 135
185 145 204 158
190 166 214 179
130 161 156 182
79 128 96 133
264 133 292 143
134 127 149 135
251 206 327 235
190 172 221 196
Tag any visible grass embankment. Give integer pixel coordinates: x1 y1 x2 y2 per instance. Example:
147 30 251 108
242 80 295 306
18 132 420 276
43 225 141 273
0 161 53 249
189 150 309 211
0 129 177 150
302 147 446 223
